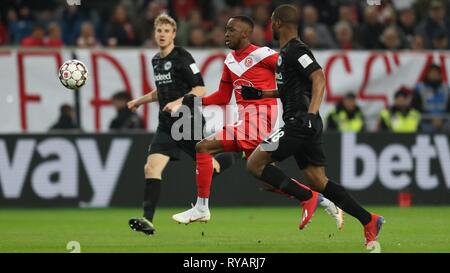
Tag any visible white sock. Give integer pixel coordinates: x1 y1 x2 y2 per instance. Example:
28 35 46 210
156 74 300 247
320 197 332 207
195 197 209 211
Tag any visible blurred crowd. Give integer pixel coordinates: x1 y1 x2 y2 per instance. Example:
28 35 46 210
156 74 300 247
1 0 450 50
325 63 450 133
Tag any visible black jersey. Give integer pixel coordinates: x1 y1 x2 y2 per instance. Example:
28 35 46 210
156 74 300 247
152 46 204 114
275 38 322 121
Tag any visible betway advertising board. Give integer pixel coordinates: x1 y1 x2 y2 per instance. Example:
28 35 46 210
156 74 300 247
1 133 449 207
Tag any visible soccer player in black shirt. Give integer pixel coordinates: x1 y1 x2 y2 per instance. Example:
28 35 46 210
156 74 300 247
127 14 233 235
242 5 384 246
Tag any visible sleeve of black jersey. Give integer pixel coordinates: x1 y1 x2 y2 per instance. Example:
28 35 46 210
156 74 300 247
179 51 205 88
291 46 322 78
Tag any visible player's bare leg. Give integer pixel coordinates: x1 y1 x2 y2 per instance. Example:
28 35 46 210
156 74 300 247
247 146 344 230
130 153 170 235
303 165 384 244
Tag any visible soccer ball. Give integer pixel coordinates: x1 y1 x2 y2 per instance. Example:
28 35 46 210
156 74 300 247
58 59 88 89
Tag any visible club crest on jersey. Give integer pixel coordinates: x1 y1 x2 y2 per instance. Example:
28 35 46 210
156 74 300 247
244 57 253 67
277 56 282 66
164 61 172 71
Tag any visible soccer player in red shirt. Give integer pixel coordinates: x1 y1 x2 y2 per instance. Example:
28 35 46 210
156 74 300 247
172 16 344 230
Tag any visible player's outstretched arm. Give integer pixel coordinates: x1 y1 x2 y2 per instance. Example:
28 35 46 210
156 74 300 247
164 86 205 113
182 80 233 108
128 89 157 112
241 85 279 100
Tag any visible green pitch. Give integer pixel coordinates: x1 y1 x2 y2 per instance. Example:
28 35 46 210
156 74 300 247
0 207 449 253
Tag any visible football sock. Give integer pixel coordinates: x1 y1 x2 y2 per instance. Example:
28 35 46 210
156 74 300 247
322 180 372 225
143 178 161 222
194 197 209 212
196 153 214 198
261 165 312 202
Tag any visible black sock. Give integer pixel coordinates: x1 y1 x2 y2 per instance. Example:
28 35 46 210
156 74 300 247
212 153 235 177
143 178 161 222
322 180 371 225
261 165 312 202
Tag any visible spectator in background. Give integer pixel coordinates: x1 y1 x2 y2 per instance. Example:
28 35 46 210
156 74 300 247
209 26 226 47
413 64 450 132
416 0 450 49
106 5 138 47
109 91 145 131
76 21 101 48
135 1 164 46
380 26 406 50
0 14 8 45
250 24 266 46
410 34 425 50
326 93 366 132
378 4 397 26
50 104 78 130
431 28 449 49
302 4 336 48
60 5 84 45
338 3 359 26
45 22 64 47
188 27 206 47
334 21 360 50
379 88 420 133
252 4 272 45
9 6 35 45
398 7 417 44
177 9 204 46
21 24 45 47
302 26 322 49
359 6 384 49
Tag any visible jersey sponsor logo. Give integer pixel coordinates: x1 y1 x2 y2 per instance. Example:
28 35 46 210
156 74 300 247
154 72 172 82
233 79 254 94
190 63 200 74
225 46 277 77
164 61 172 71
298 54 313 68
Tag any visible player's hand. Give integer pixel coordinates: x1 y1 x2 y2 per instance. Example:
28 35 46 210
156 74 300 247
302 113 322 136
128 99 140 112
182 94 196 108
241 85 263 100
163 100 182 113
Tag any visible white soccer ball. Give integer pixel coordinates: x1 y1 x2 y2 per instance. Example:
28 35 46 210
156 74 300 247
58 59 88 89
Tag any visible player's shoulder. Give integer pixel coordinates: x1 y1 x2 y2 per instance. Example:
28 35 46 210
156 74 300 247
252 46 278 58
173 46 194 60
152 52 161 62
285 38 311 55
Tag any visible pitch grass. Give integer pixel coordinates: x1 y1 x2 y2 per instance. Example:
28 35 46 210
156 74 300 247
0 207 449 253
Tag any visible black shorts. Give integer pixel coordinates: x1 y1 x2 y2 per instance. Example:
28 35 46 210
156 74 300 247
261 120 327 169
148 112 204 160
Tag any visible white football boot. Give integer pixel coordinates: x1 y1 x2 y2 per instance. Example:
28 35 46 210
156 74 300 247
172 206 211 224
320 196 345 230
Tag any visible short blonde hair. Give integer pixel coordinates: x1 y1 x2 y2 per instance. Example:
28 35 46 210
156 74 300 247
154 13 177 32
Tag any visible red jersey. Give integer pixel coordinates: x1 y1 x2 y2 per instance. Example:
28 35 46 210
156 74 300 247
202 44 279 157
202 44 278 109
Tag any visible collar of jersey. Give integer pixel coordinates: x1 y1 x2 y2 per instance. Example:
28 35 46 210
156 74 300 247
233 43 258 60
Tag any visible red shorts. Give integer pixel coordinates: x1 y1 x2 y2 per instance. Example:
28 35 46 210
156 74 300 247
216 104 278 158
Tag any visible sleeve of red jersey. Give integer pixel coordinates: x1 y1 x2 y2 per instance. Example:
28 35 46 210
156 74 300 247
201 65 233 105
262 51 279 72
